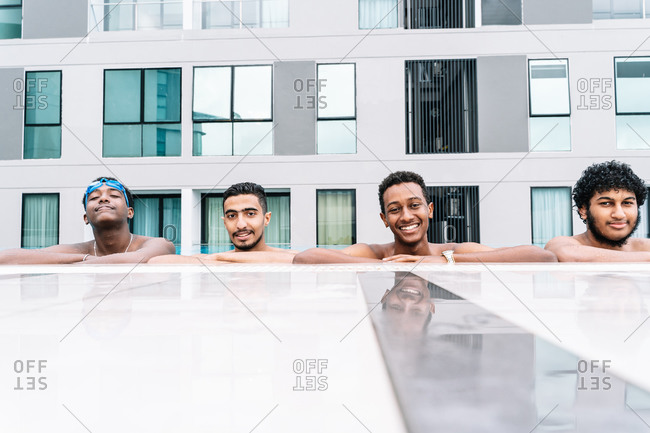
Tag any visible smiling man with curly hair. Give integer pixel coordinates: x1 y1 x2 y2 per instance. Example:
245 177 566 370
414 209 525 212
546 160 650 261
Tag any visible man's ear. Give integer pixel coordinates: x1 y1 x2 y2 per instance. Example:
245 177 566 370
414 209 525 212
264 211 271 227
428 202 434 219
429 302 435 314
127 207 134 220
380 213 389 228
83 214 89 225
578 206 587 222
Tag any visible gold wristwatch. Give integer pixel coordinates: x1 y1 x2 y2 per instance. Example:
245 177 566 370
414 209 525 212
441 250 455 264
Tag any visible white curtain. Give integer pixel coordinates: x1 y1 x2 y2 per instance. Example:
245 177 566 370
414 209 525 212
531 188 572 248
133 197 159 238
359 0 399 29
317 190 355 246
265 195 290 247
22 194 58 248
205 196 231 249
262 0 289 27
162 197 182 245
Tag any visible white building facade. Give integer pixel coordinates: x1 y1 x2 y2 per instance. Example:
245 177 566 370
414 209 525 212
0 0 649 253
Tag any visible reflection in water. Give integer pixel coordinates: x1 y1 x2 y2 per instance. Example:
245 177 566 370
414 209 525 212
380 272 435 338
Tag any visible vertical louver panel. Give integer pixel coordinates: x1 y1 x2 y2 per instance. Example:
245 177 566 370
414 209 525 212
405 0 475 29
427 186 480 243
406 59 478 154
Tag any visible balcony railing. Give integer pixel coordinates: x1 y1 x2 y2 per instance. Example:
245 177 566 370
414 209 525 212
90 1 183 31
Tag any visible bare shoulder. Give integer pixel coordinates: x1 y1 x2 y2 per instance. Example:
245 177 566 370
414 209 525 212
136 235 176 253
41 241 92 254
628 237 650 252
344 243 390 259
545 235 582 250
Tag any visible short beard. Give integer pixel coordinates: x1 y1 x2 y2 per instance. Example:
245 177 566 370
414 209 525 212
232 232 263 251
586 209 641 248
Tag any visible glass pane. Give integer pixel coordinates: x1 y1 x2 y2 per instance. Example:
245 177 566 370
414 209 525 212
317 120 357 154
25 71 61 125
22 194 59 249
234 66 272 120
103 124 142 157
103 3 135 31
241 0 261 26
613 0 643 18
203 196 230 246
318 64 356 118
616 114 650 149
265 194 290 246
529 60 570 116
359 0 398 29
481 0 521 25
530 117 571 152
317 190 355 246
24 126 61 159
144 69 181 122
105 70 141 123
0 7 21 39
143 123 181 156
193 122 233 155
137 3 162 29
261 0 289 27
193 67 232 121
200 1 238 29
0 1 22 6
133 197 160 237
162 197 181 244
531 188 572 247
615 58 650 113
593 0 612 19
233 122 273 155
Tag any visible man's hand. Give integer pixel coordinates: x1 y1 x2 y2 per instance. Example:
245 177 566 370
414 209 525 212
383 254 446 264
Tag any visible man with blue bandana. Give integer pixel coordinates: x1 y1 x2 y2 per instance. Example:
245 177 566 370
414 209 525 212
0 177 174 264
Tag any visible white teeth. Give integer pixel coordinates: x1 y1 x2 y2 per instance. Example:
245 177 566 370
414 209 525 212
400 224 418 231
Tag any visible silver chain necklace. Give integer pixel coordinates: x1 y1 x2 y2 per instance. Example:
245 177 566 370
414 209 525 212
94 233 133 257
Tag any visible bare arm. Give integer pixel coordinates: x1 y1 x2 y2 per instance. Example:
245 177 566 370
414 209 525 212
293 244 383 264
205 250 297 263
545 237 650 262
81 238 175 264
0 244 87 264
453 243 558 263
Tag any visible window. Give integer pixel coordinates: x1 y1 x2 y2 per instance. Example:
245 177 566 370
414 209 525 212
193 65 273 156
633 187 650 239
103 68 181 157
528 59 571 152
201 191 290 252
24 71 62 159
406 59 477 154
130 194 181 248
316 190 356 247
194 0 289 29
21 194 59 248
481 0 521 25
531 187 572 248
427 186 479 243
90 0 183 31
317 64 357 154
0 0 21 39
594 0 650 19
359 0 475 29
614 57 650 149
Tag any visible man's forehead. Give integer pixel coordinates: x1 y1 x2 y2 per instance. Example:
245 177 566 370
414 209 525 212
224 194 262 210
89 185 123 194
384 182 426 201
592 188 637 200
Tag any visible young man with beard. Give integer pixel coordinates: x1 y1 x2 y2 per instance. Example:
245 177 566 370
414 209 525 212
293 171 556 264
149 182 296 263
545 160 650 262
0 177 175 264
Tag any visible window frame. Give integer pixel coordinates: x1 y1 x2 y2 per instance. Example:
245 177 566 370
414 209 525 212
529 186 573 247
23 70 63 159
129 193 182 245
315 189 357 247
0 0 22 39
527 58 572 118
21 192 60 248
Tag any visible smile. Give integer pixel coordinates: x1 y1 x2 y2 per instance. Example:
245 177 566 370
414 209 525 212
399 223 419 231
608 221 628 229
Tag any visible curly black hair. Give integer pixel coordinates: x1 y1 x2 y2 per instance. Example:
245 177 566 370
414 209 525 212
378 171 430 213
573 161 647 218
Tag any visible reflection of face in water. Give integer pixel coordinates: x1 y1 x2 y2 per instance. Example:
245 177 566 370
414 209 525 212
381 273 435 337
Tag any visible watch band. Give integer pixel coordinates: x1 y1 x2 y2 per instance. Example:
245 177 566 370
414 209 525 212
441 250 455 264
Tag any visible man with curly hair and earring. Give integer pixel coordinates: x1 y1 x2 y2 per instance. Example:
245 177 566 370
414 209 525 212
546 160 650 262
